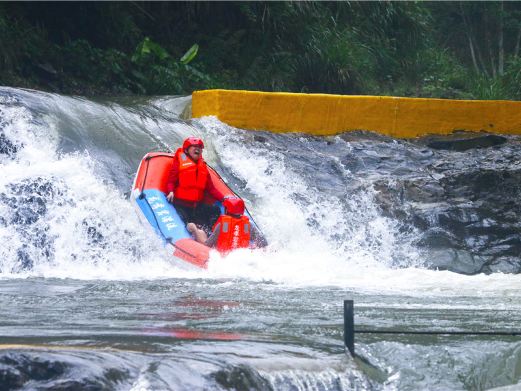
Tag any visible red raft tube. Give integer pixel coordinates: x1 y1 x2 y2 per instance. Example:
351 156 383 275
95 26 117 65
131 152 266 268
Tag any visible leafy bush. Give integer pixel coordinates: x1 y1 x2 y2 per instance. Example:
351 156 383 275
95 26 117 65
0 10 49 86
52 40 134 93
419 48 470 98
287 27 373 94
130 37 212 94
503 56 521 100
466 75 510 100
2 2 521 99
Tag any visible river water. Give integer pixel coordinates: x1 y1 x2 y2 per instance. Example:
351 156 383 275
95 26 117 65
1 87 521 390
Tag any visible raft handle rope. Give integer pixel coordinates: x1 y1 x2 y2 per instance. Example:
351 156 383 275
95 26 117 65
139 153 174 197
206 163 264 235
140 153 261 232
344 300 521 357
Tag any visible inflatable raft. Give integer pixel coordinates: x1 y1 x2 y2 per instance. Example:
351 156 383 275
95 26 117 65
131 152 264 268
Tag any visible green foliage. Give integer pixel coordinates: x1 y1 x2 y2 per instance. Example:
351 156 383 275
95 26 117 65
0 12 17 71
503 56 521 99
288 28 368 94
52 40 135 93
132 37 169 63
467 76 509 100
130 37 210 94
1 2 521 99
0 8 48 85
180 44 199 65
415 48 469 98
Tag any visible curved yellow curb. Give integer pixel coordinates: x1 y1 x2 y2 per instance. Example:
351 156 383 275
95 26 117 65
192 89 521 138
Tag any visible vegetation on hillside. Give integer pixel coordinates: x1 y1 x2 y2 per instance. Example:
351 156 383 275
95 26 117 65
1 2 521 99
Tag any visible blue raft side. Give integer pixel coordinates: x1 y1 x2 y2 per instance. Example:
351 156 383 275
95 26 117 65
135 189 262 248
134 189 190 244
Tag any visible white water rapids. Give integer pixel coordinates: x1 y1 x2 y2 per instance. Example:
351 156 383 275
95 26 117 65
1 87 521 390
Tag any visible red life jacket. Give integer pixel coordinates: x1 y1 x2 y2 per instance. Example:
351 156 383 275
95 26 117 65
174 148 208 203
212 215 251 253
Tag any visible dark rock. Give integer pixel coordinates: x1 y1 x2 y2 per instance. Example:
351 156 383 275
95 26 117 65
102 367 129 384
482 257 521 274
0 365 25 390
82 220 105 247
0 133 20 156
402 180 445 203
12 202 47 225
429 249 483 275
213 364 273 391
1 178 62 226
17 246 33 270
0 352 130 390
9 178 60 200
0 177 63 271
36 380 102 391
373 159 521 273
418 228 462 249
0 353 67 389
253 135 267 143
427 134 507 151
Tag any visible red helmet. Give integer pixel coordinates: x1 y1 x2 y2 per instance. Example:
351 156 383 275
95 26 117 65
183 137 204 151
223 197 245 216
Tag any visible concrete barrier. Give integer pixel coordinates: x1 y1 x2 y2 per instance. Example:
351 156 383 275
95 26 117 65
192 89 521 138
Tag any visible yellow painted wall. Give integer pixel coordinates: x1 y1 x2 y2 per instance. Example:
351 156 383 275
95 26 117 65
192 89 521 138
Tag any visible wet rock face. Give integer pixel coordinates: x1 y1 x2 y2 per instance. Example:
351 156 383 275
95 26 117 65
213 364 273 390
262 131 521 274
0 106 24 158
0 351 131 390
426 134 507 151
376 171 521 274
0 132 20 156
371 136 521 275
0 353 67 388
3 178 63 225
0 177 63 272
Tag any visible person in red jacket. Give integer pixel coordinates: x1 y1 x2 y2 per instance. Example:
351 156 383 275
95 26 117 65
188 197 268 251
166 136 224 234
207 197 251 253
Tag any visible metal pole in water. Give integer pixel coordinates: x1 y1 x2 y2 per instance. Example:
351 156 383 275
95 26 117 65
343 299 521 357
344 300 355 357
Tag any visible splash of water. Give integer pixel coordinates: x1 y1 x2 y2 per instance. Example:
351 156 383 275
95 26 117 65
1 89 521 297
0 92 175 280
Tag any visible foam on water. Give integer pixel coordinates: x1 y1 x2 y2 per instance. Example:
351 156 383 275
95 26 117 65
0 94 178 280
1 91 521 299
196 116 521 297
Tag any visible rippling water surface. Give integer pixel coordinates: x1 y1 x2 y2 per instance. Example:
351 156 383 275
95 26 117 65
1 87 521 390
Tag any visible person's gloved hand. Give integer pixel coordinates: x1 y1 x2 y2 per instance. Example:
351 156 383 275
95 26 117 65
167 192 175 203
